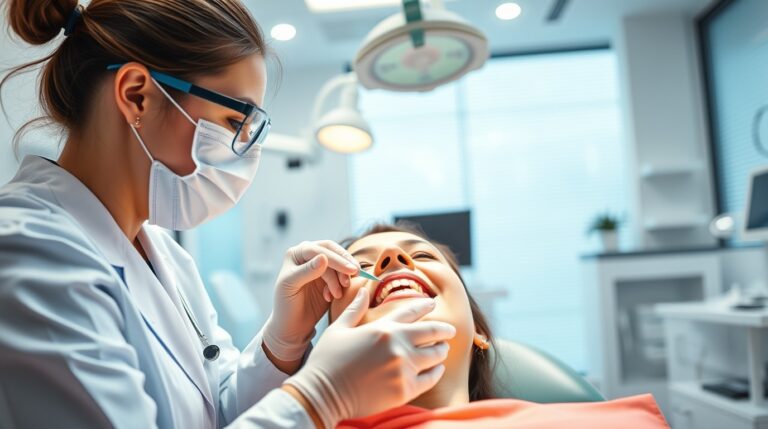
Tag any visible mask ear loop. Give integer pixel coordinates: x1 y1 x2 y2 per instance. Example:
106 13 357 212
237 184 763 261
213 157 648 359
130 123 155 162
151 78 197 126
129 77 199 162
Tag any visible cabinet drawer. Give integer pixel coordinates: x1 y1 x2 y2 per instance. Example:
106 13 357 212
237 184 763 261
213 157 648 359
670 391 752 429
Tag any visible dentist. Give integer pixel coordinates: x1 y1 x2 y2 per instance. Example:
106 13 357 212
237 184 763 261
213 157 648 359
0 1 455 428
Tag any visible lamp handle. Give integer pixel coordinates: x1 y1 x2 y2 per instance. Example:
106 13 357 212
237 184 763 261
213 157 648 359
402 0 425 48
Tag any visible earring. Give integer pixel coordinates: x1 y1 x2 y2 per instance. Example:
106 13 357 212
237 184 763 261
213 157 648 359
134 116 141 127
473 333 490 351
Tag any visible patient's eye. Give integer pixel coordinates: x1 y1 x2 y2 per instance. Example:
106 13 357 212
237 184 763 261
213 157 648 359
412 251 435 260
359 261 373 269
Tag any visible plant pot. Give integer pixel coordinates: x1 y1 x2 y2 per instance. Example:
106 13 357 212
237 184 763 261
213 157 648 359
599 230 619 253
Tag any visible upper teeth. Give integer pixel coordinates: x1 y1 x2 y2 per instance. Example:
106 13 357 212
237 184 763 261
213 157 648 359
375 279 426 305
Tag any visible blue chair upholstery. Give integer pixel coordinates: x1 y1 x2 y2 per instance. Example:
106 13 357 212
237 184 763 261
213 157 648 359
490 339 604 403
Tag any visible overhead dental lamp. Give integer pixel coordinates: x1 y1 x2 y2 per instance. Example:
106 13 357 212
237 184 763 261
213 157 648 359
353 0 489 92
312 72 373 153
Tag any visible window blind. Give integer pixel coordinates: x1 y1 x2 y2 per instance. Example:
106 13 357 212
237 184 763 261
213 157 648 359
704 0 768 244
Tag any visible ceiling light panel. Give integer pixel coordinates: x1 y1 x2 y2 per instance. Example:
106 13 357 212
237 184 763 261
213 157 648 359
305 0 401 13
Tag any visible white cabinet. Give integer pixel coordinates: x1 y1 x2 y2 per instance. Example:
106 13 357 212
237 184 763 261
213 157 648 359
657 302 768 429
582 250 722 417
669 383 764 429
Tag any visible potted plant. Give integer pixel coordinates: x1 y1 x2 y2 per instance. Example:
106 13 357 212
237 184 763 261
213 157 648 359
588 212 623 252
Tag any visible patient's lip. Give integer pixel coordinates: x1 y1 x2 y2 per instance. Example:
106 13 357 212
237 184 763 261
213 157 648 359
371 272 436 307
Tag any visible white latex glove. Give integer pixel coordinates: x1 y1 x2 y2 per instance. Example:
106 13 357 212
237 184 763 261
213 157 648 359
263 240 360 361
285 288 456 429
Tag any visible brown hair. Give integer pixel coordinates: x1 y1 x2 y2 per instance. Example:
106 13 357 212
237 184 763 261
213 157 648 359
2 0 272 149
340 222 497 401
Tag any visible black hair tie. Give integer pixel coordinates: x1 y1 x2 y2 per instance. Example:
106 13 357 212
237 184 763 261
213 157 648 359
63 5 84 36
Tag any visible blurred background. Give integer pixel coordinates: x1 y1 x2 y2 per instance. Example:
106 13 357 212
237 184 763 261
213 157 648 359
2 0 767 424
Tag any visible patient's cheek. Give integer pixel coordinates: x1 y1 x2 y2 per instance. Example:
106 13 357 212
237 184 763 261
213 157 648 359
329 282 365 322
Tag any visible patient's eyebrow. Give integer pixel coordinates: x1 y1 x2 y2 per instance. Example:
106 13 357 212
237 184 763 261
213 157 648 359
350 238 430 258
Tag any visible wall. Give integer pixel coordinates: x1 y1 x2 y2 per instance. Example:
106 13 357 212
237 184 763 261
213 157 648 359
0 21 60 184
616 13 717 250
720 245 768 291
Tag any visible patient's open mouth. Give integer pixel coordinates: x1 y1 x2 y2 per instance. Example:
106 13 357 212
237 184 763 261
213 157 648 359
371 273 436 308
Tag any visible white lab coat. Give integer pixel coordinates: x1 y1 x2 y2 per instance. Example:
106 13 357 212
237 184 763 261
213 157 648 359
0 156 313 428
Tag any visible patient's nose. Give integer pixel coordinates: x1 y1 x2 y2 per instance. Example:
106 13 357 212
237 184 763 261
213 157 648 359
374 247 414 276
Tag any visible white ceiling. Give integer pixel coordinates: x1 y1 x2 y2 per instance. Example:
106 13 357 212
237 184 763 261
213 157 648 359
245 0 717 70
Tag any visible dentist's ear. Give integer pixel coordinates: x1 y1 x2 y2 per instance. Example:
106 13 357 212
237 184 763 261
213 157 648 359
112 62 155 127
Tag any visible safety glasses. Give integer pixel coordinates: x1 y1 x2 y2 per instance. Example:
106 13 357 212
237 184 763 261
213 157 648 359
106 64 270 157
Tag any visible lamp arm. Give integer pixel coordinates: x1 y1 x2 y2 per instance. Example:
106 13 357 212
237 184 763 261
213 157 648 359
310 72 358 125
339 78 360 110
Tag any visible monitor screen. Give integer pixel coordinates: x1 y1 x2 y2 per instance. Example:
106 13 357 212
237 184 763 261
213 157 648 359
746 171 768 231
394 210 472 266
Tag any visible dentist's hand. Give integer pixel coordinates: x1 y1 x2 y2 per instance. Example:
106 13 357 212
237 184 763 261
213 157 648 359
284 288 456 429
263 240 360 362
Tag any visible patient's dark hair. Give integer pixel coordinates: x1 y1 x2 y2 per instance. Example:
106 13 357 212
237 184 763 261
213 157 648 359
340 222 497 401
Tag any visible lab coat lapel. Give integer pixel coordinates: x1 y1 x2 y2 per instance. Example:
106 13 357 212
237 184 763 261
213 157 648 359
24 157 215 410
142 227 224 409
128 230 215 410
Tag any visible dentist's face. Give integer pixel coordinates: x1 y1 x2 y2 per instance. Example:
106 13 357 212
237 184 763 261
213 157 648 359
329 232 475 369
143 54 267 176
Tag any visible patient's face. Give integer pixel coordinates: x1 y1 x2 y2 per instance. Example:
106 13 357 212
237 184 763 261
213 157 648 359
329 232 475 365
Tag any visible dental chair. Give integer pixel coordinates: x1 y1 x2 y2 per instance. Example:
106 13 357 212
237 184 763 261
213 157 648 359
490 339 604 403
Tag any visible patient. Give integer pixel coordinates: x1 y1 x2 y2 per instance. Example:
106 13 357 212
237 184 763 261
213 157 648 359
328 222 669 429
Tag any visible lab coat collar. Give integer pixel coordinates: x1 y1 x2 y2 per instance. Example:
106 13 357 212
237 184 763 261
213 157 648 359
14 156 215 411
14 156 128 266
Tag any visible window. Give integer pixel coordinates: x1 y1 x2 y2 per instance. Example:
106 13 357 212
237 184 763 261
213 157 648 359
350 49 628 372
701 0 768 245
349 82 467 224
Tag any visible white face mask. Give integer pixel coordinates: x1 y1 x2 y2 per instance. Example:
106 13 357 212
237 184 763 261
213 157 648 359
129 79 262 230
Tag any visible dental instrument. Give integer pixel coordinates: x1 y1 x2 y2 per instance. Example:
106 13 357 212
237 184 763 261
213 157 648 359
357 269 381 282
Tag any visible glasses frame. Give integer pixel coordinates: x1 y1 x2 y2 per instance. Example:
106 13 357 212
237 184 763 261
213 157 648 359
106 64 270 156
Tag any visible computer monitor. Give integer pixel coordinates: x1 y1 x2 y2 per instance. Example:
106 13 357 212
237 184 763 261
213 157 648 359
742 165 768 241
394 210 472 267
